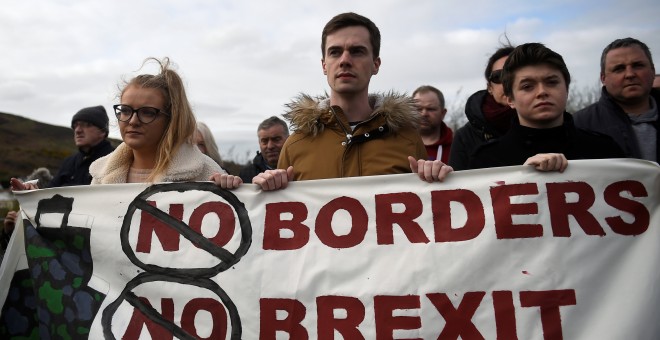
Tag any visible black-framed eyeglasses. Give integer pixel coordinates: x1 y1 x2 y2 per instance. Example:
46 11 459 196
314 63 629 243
113 104 170 124
489 69 503 84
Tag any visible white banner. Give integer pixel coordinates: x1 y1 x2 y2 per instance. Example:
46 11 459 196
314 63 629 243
0 159 658 339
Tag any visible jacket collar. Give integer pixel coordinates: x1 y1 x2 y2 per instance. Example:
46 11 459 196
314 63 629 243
283 92 420 137
90 142 210 184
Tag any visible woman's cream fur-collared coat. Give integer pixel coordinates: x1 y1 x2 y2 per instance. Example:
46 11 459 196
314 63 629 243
89 142 224 184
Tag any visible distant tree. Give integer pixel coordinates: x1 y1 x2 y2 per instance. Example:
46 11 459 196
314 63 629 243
221 160 243 176
444 88 470 132
221 146 253 175
566 82 601 114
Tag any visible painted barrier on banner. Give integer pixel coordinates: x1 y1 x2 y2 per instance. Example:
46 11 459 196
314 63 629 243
0 159 658 339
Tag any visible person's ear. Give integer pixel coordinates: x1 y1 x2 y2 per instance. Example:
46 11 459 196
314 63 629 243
322 58 327 75
507 95 515 109
372 57 381 75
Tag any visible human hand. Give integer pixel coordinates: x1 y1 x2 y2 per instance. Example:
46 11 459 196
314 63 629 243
523 153 568 172
252 166 294 191
10 178 38 191
408 156 453 183
210 173 243 189
4 211 17 235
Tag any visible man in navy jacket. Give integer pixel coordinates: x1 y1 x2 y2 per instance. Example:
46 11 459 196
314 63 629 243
574 37 658 162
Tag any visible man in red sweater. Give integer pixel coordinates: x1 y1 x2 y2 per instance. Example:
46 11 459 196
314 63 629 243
412 85 453 162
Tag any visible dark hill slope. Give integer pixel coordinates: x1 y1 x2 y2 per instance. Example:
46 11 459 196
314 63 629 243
0 111 120 187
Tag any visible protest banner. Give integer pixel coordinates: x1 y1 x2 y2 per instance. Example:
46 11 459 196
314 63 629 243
0 159 658 339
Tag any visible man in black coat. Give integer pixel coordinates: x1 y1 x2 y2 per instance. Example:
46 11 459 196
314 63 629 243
574 37 658 162
449 45 516 170
239 116 289 183
48 105 115 187
2 106 114 255
469 43 624 171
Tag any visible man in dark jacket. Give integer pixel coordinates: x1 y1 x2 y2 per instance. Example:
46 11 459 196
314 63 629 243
470 43 624 170
49 105 115 187
239 116 289 183
449 45 517 170
2 106 114 252
574 37 658 162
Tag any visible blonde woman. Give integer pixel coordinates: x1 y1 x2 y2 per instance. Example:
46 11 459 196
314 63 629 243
90 58 227 184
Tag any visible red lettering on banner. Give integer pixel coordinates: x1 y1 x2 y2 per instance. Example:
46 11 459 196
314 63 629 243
136 201 239 253
260 179 651 251
491 183 542 239
263 202 309 250
188 201 236 248
122 297 228 339
316 197 368 248
123 297 174 340
546 182 605 237
492 290 518 340
604 180 650 235
260 298 309 340
375 192 429 245
180 298 228 339
374 295 422 339
432 189 486 242
137 201 183 253
317 296 365 340
520 290 576 340
427 292 486 340
258 290 577 338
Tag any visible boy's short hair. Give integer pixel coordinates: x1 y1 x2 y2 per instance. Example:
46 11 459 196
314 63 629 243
502 42 571 98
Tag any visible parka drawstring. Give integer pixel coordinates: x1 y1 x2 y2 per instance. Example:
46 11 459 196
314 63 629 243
329 105 353 145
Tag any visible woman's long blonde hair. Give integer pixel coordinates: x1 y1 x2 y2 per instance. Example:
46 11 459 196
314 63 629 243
119 57 196 182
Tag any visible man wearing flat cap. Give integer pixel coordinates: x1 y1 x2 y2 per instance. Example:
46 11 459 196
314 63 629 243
48 105 115 187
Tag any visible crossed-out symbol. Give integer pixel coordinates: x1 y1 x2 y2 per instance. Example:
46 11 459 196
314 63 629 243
102 182 252 339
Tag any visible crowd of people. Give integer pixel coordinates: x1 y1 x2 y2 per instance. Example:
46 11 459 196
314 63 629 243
2 12 659 258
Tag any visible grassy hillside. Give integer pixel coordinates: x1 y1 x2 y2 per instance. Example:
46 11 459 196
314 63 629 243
0 111 77 187
0 111 122 188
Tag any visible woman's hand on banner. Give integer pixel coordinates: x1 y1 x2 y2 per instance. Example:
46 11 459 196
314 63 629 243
210 173 243 189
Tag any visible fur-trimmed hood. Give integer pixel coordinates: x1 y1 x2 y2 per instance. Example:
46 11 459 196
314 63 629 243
89 142 223 184
283 92 420 136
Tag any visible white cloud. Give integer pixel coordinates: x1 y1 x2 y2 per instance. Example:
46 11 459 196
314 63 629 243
0 81 37 101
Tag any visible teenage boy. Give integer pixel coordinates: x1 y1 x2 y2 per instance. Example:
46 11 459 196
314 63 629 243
468 43 624 171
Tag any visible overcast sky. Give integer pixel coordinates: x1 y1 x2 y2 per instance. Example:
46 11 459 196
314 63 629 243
2 0 659 163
